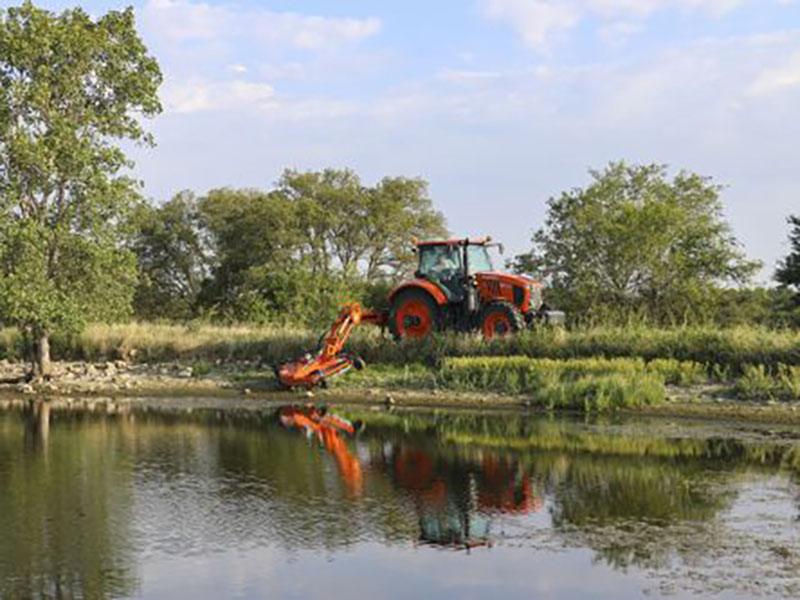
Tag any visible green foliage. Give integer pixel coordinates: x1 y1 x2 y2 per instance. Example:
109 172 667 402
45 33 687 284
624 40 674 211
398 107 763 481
0 2 161 368
515 162 760 325
129 191 209 321
776 215 800 294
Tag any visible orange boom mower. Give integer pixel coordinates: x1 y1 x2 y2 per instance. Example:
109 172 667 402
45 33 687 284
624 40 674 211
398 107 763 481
276 236 563 389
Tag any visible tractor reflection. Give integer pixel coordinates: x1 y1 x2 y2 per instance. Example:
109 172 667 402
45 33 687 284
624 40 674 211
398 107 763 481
277 405 542 549
386 444 542 550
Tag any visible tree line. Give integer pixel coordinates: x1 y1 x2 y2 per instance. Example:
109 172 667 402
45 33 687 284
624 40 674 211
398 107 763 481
131 162 800 329
0 2 798 377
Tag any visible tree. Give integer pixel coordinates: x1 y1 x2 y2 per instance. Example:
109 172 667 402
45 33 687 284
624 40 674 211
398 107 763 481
129 192 209 320
276 169 447 279
196 188 304 321
515 162 760 324
0 2 161 376
775 215 800 293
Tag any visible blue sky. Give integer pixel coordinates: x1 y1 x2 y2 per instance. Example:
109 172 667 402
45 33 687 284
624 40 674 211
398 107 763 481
14 0 800 279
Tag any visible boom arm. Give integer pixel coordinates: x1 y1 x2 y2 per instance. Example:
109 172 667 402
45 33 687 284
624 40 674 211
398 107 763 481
276 302 386 389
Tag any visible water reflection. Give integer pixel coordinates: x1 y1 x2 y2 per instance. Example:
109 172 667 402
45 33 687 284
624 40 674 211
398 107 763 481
23 399 50 450
0 402 798 598
278 404 364 497
0 402 138 599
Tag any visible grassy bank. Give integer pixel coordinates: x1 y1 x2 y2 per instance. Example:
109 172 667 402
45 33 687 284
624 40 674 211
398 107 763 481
1 321 799 410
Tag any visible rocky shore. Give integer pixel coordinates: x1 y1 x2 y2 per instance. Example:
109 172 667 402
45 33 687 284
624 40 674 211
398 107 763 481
0 358 244 397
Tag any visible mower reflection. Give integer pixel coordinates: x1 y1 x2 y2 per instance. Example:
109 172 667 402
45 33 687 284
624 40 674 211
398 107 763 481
278 404 364 497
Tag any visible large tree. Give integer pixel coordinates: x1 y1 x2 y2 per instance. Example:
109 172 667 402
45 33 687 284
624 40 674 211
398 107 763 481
0 2 161 376
515 162 760 324
775 215 800 293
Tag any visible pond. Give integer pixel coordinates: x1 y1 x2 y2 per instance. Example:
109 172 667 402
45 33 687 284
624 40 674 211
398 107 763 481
1 398 800 599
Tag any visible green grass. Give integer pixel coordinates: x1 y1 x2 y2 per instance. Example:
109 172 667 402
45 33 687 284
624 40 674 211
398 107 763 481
438 356 674 410
733 364 800 401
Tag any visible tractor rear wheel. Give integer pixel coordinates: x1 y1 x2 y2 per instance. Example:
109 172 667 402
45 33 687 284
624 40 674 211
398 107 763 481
480 301 524 339
389 289 441 339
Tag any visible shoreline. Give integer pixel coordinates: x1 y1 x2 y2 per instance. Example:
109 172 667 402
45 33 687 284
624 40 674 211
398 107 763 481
1 358 800 424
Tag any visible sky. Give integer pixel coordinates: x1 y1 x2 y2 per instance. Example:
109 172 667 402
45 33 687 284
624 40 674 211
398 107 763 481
11 0 800 280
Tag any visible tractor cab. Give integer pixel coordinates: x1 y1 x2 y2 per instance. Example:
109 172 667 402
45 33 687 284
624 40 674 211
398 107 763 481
415 240 494 302
416 240 495 280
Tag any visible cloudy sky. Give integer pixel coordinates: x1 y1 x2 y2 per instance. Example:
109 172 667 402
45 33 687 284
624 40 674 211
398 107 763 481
19 0 800 279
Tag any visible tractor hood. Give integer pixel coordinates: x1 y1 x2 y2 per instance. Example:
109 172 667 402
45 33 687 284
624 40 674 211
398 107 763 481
475 272 540 288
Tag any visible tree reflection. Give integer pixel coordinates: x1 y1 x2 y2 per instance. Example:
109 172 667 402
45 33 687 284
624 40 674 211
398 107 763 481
0 407 138 599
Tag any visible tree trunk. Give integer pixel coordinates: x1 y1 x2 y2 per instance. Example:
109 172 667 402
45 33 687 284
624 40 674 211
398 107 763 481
33 332 52 381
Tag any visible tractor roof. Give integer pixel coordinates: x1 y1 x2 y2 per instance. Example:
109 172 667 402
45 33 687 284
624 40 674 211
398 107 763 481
415 236 491 247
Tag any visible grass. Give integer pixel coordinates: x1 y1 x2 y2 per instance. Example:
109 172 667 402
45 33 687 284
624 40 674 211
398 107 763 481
733 364 800 401
438 356 677 410
1 322 798 370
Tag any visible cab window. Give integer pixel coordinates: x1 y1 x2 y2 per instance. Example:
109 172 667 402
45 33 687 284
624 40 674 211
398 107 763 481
418 245 462 279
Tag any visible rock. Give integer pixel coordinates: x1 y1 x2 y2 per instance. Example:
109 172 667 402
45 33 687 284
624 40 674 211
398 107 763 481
84 364 98 376
384 394 395 407
16 383 35 395
114 360 128 370
304 390 314 398
244 387 252 395
178 367 193 378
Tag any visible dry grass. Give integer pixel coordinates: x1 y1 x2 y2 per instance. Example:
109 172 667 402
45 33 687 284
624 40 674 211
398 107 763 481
0 321 797 375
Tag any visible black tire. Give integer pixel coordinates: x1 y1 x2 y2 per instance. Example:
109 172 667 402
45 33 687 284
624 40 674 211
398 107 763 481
388 288 442 340
480 301 524 338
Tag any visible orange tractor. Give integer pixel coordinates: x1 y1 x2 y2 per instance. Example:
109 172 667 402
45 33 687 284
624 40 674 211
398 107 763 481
276 236 563 389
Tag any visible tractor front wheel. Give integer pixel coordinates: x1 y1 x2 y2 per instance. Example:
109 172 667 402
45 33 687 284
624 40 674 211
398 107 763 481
389 289 440 340
480 301 524 339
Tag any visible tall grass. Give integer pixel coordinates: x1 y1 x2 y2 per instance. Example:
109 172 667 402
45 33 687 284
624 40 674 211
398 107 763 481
440 356 706 390
439 356 671 410
0 322 797 384
733 364 800 401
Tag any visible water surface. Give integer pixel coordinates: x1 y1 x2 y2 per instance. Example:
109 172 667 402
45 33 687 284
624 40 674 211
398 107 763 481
1 399 799 599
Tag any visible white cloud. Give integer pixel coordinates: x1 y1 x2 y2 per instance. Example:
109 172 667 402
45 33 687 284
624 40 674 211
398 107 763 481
161 79 275 114
160 78 361 121
142 0 381 50
437 68 506 83
748 51 800 95
483 0 746 49
483 0 579 49
597 20 644 45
